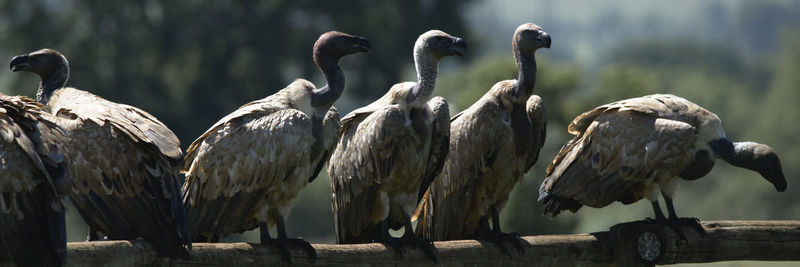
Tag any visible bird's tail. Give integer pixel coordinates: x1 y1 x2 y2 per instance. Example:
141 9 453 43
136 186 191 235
412 190 433 239
538 191 583 217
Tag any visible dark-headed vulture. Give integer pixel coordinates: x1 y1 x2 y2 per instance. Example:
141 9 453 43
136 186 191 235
328 30 466 260
0 94 69 266
414 23 550 255
539 94 787 237
10 49 190 259
181 31 370 262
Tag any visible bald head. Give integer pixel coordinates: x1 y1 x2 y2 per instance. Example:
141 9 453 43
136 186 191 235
10 48 69 78
313 31 371 62
414 30 467 60
513 23 551 53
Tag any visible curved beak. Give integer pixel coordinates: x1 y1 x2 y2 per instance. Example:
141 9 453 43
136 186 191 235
352 36 372 53
539 31 552 49
450 37 467 56
762 169 787 192
9 54 30 72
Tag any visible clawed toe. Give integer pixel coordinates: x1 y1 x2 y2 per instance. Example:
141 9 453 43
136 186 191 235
501 232 525 254
374 236 405 255
261 239 293 262
286 237 318 263
401 234 437 261
477 231 522 257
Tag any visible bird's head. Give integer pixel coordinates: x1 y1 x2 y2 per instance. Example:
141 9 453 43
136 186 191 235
10 48 69 78
747 143 787 192
513 23 551 52
710 139 787 192
415 30 467 59
314 31 371 60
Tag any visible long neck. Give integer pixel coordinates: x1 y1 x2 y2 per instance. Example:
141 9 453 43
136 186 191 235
37 68 68 105
709 138 757 169
407 52 439 103
514 48 537 98
310 54 344 109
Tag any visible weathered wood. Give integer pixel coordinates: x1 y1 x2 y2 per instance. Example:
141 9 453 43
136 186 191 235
63 220 800 266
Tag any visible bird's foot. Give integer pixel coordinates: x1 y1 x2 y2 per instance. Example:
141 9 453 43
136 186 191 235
477 231 525 257
400 233 437 261
261 237 293 263
645 217 704 243
373 235 405 256
284 237 317 263
672 217 706 237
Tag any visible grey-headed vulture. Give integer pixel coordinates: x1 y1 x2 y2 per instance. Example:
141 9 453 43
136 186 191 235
0 94 69 266
539 94 787 237
328 30 466 260
10 49 191 259
181 31 370 262
415 23 550 255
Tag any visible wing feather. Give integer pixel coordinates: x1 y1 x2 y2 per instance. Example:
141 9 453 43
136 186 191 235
417 97 450 201
328 106 407 243
417 96 512 240
540 109 696 216
182 103 314 240
0 95 69 266
47 88 190 258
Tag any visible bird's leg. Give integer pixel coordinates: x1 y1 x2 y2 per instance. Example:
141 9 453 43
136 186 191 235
277 216 317 262
475 215 513 257
86 226 100 241
373 219 404 255
647 199 688 241
650 200 667 222
664 195 705 236
259 223 292 262
400 218 436 261
491 208 525 254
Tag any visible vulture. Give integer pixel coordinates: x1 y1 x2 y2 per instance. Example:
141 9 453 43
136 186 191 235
0 94 69 267
415 23 550 254
10 49 191 259
181 31 370 261
328 30 466 260
539 94 787 237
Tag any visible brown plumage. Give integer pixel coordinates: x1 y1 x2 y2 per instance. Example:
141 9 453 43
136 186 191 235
328 30 466 260
539 94 786 230
10 49 190 259
181 31 369 261
414 24 550 252
0 94 69 267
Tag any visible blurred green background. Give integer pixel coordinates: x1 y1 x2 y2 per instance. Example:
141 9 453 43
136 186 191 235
1 0 798 265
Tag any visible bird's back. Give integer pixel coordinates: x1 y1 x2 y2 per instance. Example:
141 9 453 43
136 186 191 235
47 87 190 258
0 95 69 266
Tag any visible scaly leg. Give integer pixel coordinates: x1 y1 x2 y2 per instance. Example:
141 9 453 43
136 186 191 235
400 218 436 261
276 216 317 262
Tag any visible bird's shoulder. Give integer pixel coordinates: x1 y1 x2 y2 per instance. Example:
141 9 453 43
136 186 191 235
49 87 182 160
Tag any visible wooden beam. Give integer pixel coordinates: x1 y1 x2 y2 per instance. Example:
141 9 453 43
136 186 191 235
64 220 800 266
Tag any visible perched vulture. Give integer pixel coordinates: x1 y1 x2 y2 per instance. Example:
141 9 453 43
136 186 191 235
181 31 370 261
0 94 69 266
414 23 550 254
328 30 466 260
10 49 191 259
539 94 787 236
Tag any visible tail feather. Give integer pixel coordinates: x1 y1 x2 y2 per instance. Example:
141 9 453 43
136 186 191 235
540 194 583 217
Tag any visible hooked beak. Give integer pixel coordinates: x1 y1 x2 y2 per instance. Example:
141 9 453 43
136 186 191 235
450 37 467 56
762 169 787 192
353 36 372 53
539 31 552 49
9 54 30 72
